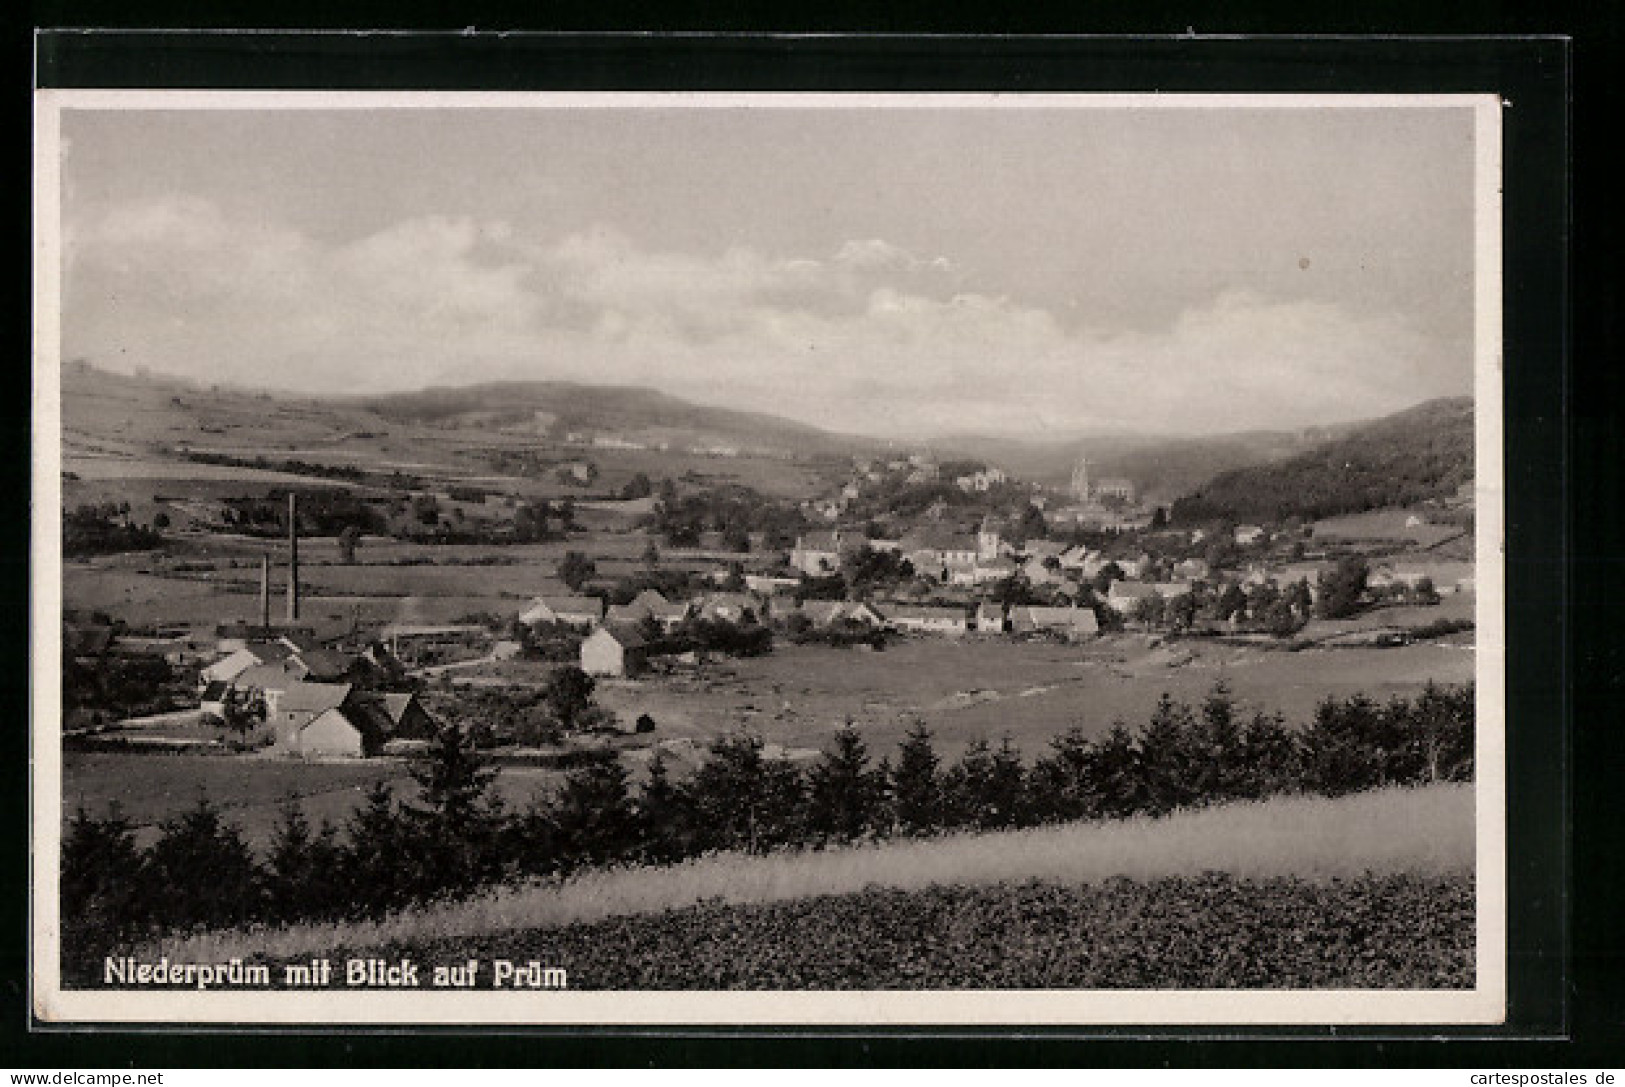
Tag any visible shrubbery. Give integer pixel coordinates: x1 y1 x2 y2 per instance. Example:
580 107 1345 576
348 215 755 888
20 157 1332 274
62 683 1472 961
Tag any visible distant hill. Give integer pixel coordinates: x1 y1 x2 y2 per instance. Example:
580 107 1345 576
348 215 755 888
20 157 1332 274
936 427 1344 502
1168 398 1474 525
354 381 875 459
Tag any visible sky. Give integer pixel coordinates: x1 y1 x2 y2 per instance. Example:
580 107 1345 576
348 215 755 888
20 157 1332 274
56 99 1481 440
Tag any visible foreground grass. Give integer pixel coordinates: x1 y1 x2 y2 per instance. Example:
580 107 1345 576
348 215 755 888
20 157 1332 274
142 784 1472 967
365 872 1476 989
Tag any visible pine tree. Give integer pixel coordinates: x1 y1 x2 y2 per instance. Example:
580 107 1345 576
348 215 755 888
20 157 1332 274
1138 694 1199 813
61 803 145 941
635 750 694 864
143 794 263 931
890 721 943 834
266 797 343 922
403 722 505 897
806 724 884 842
552 757 637 869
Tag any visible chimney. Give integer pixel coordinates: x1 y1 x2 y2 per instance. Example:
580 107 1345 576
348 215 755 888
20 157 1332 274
259 554 271 630
286 493 300 622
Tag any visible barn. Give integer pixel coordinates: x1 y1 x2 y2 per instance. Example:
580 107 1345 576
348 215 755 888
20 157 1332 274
580 624 649 678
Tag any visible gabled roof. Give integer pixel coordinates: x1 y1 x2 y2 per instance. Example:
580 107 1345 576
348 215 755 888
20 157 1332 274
591 622 648 650
1016 606 1099 631
522 595 604 619
1107 581 1159 600
200 680 231 701
293 647 354 680
278 633 325 654
886 605 969 622
277 681 354 716
234 661 298 692
905 529 979 552
378 691 423 725
246 641 296 664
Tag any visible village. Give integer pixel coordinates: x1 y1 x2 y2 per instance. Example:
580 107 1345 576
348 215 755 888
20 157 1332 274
62 438 1476 776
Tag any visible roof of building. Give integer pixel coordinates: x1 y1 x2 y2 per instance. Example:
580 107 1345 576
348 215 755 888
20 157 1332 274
1107 581 1159 600
277 681 354 716
521 595 605 619
886 605 969 622
904 529 980 552
796 531 844 553
234 661 297 691
278 632 325 654
1016 606 1099 630
589 622 648 650
378 691 424 725
293 647 354 680
200 680 231 701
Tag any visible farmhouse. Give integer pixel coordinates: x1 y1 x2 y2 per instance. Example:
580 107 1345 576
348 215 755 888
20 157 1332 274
199 640 294 687
971 556 1019 585
790 530 846 575
885 605 971 636
974 602 1007 634
604 589 690 631
270 681 354 747
695 592 764 624
519 595 605 628
903 529 981 580
796 600 886 627
1105 581 1161 613
744 574 801 596
580 624 649 678
1010 605 1099 641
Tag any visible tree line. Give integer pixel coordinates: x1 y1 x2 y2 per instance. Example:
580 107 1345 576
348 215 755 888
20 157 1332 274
62 681 1472 965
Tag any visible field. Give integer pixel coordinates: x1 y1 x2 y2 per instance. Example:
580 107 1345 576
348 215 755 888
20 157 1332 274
588 635 1475 760
134 785 1474 989
61 752 566 850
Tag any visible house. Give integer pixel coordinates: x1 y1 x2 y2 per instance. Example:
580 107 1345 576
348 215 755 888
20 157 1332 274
1022 540 1069 562
372 691 438 740
199 681 231 719
796 600 886 627
976 517 1014 562
604 589 690 631
695 593 763 624
580 624 649 678
286 706 372 758
974 602 1006 634
744 574 801 596
199 640 294 687
971 556 1019 585
229 661 300 714
1094 477 1136 503
1172 558 1210 582
1010 605 1099 641
1022 557 1066 586
955 468 1008 493
1057 544 1093 572
1106 581 1162 613
519 595 605 628
790 530 847 575
1235 525 1267 546
885 605 971 636
270 681 354 748
903 530 981 580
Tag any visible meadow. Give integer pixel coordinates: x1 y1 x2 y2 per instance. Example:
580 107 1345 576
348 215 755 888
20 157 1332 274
142 783 1473 973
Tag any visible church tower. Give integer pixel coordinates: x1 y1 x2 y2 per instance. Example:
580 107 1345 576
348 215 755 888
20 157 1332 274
1070 457 1092 502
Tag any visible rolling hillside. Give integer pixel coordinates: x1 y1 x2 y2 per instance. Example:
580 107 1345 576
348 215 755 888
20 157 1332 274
354 381 876 459
1169 397 1474 524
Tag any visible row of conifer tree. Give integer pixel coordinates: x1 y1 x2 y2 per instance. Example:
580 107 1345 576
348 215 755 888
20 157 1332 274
62 681 1472 965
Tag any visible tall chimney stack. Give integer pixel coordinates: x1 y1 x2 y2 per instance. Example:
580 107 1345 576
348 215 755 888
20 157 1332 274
286 493 300 622
259 554 271 630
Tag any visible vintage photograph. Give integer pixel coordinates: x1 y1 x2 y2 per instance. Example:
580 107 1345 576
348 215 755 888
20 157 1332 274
32 91 1504 1025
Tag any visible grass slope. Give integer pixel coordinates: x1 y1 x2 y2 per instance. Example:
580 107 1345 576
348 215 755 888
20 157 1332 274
145 784 1472 967
370 873 1475 990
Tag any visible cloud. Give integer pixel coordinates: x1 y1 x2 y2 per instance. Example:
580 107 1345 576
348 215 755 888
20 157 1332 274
63 196 1469 437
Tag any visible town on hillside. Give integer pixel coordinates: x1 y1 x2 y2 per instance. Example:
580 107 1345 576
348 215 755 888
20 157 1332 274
63 390 1477 774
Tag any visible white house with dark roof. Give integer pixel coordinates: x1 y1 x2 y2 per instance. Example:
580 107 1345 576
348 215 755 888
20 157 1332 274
885 605 970 636
519 595 605 628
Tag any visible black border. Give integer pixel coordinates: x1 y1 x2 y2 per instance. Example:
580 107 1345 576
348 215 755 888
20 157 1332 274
14 30 1592 1066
